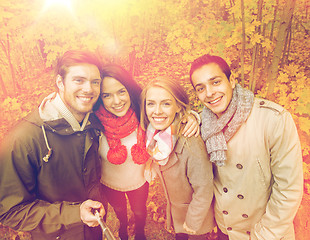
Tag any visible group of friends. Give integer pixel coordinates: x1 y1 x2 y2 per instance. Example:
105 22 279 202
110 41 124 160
0 50 303 240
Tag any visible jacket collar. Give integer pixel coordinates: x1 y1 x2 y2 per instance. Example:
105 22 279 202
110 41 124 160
24 92 104 135
160 136 186 171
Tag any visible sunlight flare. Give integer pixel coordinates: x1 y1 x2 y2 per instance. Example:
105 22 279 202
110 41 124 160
42 0 73 13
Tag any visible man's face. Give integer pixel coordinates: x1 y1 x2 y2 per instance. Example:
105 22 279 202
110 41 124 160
191 63 235 118
57 63 101 122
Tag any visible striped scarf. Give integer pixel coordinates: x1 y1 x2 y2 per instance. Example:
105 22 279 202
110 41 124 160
146 122 178 166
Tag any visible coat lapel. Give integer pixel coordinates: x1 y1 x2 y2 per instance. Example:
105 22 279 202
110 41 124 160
159 137 185 171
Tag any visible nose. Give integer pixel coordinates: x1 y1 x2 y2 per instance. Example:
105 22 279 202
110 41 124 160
112 94 121 104
154 104 162 114
82 81 93 93
205 85 215 98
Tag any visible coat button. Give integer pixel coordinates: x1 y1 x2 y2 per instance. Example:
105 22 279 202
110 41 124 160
223 187 228 193
237 194 244 199
227 227 232 231
242 214 249 218
223 210 228 215
83 168 87 173
260 101 265 105
236 163 243 169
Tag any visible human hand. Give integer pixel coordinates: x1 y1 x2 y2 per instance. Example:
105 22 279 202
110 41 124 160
183 222 196 235
80 199 105 227
181 113 200 138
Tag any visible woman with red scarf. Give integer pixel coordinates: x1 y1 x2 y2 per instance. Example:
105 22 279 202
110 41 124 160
95 65 199 240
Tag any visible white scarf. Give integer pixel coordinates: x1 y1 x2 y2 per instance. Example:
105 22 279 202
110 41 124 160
146 123 178 166
39 92 90 132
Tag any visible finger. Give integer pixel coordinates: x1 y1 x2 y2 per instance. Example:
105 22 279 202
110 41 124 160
184 124 196 138
99 207 106 217
194 126 200 137
182 123 190 137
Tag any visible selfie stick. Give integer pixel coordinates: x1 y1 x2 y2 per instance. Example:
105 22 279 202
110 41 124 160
94 211 117 240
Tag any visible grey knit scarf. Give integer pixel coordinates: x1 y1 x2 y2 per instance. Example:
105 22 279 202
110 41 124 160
201 84 254 166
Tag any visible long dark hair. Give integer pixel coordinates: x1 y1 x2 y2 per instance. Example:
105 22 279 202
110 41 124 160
94 64 142 120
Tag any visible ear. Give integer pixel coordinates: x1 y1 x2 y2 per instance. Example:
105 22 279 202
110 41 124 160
229 73 236 89
56 75 64 92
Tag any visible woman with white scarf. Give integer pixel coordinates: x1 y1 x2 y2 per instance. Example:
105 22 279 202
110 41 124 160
140 77 215 240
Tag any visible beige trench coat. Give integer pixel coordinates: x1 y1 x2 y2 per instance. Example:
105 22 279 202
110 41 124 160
213 98 303 240
154 135 215 235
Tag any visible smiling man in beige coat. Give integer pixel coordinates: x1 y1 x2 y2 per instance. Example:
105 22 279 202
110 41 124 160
189 54 303 240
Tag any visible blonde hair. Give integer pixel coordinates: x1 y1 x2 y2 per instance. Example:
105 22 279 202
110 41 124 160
140 77 191 132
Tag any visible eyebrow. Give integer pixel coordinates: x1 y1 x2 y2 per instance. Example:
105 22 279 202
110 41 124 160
73 76 101 81
102 87 126 94
146 99 173 102
194 75 221 88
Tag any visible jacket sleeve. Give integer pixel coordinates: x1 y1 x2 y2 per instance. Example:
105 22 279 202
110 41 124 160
0 133 82 234
184 136 214 232
251 110 303 239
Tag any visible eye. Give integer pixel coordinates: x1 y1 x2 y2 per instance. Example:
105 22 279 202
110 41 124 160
213 80 221 85
101 93 110 99
196 86 204 93
146 102 155 107
74 78 83 84
93 80 101 85
163 102 171 106
119 89 127 95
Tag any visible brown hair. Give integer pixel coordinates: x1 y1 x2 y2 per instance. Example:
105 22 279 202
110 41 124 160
55 50 102 79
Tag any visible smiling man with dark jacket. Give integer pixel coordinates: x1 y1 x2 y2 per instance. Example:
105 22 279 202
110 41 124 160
0 50 106 240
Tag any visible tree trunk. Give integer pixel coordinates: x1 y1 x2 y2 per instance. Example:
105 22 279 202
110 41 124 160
249 0 264 92
240 0 246 87
0 74 8 97
230 0 236 26
260 0 279 89
6 34 20 94
280 16 293 67
266 0 296 99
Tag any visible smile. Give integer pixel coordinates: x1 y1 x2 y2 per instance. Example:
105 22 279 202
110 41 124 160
78 96 93 103
208 96 222 105
113 104 126 111
152 117 166 123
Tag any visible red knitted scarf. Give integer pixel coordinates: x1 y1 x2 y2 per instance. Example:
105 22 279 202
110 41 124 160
95 105 149 165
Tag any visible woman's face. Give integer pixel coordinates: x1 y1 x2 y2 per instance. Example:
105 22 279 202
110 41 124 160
101 77 131 117
145 86 181 131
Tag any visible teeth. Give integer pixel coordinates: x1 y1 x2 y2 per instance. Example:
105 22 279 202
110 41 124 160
79 97 92 102
209 97 221 104
114 105 124 110
153 117 166 122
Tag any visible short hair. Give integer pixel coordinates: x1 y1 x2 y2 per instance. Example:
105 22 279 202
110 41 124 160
55 50 102 79
94 64 142 119
189 54 231 85
140 77 190 131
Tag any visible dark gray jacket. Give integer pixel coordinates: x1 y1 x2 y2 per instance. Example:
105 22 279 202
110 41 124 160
0 109 105 240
